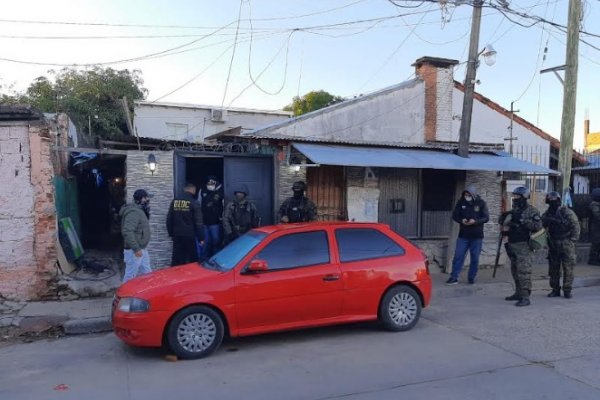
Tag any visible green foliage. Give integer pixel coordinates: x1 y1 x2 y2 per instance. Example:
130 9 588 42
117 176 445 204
1 67 147 138
284 90 344 116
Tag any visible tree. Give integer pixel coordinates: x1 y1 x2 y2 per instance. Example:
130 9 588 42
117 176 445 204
1 67 147 138
283 90 344 116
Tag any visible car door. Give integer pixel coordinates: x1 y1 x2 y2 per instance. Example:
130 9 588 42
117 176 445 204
235 229 343 333
334 227 406 317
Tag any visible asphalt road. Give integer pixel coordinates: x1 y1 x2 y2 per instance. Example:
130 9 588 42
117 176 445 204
1 286 599 400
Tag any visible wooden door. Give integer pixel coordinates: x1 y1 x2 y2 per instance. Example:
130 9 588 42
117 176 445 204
307 166 346 221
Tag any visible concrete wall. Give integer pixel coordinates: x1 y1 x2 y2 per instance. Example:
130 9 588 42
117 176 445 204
0 121 60 300
265 80 426 144
134 103 291 143
450 89 551 168
125 151 174 270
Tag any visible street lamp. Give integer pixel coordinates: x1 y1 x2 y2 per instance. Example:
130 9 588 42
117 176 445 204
481 44 497 67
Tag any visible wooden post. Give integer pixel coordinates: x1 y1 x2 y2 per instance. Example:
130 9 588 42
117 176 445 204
557 0 581 202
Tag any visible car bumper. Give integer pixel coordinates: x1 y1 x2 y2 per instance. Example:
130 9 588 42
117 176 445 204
416 278 432 307
112 310 171 347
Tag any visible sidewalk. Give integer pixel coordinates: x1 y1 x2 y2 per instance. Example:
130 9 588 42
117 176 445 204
432 262 600 300
1 263 600 343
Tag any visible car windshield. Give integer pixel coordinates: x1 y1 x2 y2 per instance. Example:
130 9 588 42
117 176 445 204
203 231 267 271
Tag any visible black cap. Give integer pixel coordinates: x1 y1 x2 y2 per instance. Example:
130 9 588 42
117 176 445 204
133 189 153 201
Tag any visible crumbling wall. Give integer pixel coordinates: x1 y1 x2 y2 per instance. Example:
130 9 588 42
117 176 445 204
0 121 58 300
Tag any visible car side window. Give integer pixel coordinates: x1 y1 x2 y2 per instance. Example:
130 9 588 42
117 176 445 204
335 228 405 263
254 231 330 271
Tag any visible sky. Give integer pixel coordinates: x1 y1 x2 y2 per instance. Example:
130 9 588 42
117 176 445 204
0 0 598 149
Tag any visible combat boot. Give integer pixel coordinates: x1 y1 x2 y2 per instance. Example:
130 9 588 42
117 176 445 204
515 298 531 307
563 290 573 299
504 293 521 301
547 289 561 297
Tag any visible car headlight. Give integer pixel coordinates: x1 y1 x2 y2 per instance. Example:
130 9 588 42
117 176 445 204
117 297 150 313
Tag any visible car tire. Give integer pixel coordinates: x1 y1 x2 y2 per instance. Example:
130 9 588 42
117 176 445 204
167 305 224 359
379 285 421 332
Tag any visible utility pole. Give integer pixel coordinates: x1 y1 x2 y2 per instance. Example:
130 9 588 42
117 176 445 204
457 0 483 158
557 0 581 203
505 101 520 155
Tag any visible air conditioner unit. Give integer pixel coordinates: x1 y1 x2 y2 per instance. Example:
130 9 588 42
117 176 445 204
211 108 228 122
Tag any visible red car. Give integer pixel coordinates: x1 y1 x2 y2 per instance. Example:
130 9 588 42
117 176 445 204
112 222 432 359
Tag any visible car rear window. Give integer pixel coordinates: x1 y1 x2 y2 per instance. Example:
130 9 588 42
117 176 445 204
335 228 405 263
255 230 329 270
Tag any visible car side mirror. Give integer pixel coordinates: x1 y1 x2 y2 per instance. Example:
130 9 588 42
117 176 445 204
247 259 269 273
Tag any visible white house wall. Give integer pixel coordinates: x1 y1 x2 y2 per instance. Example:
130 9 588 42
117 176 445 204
450 88 551 168
134 104 290 142
265 81 426 144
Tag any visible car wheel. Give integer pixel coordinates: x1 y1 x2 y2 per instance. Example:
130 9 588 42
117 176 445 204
167 305 224 359
379 285 421 332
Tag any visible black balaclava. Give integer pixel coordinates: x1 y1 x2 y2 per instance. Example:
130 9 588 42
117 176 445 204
546 196 561 212
513 195 527 210
292 182 305 200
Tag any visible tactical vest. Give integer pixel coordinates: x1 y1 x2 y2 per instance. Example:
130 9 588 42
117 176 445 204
231 202 254 234
286 197 309 223
507 210 530 243
547 207 571 239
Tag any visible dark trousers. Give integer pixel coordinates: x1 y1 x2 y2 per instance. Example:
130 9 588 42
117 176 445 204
171 236 198 266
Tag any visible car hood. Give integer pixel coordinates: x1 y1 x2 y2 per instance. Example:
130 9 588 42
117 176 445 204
117 263 220 298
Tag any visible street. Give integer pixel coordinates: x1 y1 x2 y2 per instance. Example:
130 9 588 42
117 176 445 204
1 285 599 400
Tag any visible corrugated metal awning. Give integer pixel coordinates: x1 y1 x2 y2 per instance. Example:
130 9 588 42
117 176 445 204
292 143 558 175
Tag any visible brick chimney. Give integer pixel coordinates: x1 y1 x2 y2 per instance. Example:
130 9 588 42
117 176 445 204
412 56 459 142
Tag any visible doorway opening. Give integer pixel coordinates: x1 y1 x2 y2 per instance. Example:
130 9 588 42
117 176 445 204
185 157 224 196
70 154 126 251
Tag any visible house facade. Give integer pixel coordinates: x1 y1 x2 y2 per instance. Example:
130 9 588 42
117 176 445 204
239 56 556 271
133 101 291 143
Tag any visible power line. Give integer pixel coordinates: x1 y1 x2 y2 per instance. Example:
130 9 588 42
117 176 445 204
221 0 245 108
0 1 369 29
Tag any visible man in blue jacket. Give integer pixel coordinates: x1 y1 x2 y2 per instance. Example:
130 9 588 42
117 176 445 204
446 185 489 285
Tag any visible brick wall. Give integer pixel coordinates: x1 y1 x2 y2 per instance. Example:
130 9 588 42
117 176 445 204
125 151 174 270
277 145 306 206
0 121 60 300
465 170 505 267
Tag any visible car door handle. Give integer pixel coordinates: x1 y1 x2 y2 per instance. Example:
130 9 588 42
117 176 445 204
322 274 340 282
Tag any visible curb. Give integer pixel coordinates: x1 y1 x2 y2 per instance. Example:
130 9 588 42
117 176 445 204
63 317 112 335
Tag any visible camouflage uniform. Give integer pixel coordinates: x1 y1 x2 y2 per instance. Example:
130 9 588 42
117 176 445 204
278 196 318 223
503 204 543 300
543 206 580 293
588 200 600 265
223 199 259 242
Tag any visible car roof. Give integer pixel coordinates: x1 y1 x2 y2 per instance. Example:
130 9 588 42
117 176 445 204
254 221 389 234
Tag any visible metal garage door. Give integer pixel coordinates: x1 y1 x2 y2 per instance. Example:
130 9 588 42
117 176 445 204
224 156 274 226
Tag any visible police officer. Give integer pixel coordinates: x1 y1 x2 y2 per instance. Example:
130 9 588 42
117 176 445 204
501 186 543 307
542 191 580 299
278 181 318 223
199 176 224 258
167 182 204 266
223 184 258 243
587 188 600 265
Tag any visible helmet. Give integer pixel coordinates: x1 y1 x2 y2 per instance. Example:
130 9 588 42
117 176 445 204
592 188 600 200
133 189 152 202
233 184 249 196
292 181 306 192
512 186 530 199
545 191 561 204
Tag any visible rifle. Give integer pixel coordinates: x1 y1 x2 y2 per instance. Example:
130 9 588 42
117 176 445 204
493 232 503 278
493 212 511 278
